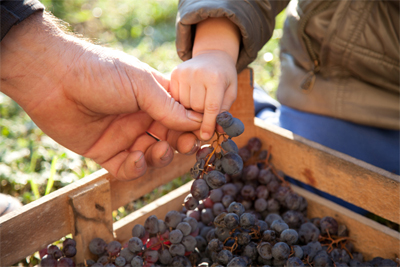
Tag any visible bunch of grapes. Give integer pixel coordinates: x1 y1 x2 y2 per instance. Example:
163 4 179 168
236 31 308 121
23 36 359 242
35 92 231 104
39 238 77 267
186 111 245 211
87 212 200 267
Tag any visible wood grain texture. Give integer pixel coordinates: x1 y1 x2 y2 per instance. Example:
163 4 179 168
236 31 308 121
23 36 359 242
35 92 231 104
69 179 114 262
113 181 192 246
292 185 400 260
0 169 111 266
110 152 195 211
254 119 400 224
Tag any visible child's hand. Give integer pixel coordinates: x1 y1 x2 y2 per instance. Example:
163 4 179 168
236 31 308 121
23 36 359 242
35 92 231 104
170 49 237 140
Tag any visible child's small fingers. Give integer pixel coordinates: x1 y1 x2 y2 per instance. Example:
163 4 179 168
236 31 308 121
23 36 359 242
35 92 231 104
190 85 206 112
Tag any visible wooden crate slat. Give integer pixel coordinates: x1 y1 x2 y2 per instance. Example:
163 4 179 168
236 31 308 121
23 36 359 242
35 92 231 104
292 185 400 260
110 153 195 211
113 181 192 246
254 119 400 224
69 179 114 262
0 169 111 266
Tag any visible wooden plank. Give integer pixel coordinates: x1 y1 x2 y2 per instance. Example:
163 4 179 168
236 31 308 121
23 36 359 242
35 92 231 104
254 119 400 224
110 152 195 211
228 68 256 148
0 169 111 267
113 181 192 246
69 179 114 262
292 185 400 260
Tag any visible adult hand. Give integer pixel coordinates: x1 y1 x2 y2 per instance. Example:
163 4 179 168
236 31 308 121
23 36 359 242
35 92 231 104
170 17 241 140
0 12 203 181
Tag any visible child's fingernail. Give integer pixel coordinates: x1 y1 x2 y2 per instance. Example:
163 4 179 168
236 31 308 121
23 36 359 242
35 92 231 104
187 110 203 123
186 139 201 155
135 154 145 168
161 146 171 160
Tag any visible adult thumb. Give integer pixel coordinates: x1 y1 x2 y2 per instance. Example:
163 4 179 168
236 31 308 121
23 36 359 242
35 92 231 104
136 69 203 132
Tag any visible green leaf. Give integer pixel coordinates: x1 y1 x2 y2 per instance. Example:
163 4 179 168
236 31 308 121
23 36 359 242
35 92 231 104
45 156 58 195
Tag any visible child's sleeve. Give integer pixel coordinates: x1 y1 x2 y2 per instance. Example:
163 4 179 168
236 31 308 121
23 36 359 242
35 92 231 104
176 0 289 73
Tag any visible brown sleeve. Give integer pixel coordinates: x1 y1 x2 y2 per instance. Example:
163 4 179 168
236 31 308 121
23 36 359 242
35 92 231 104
176 0 289 73
1 0 45 41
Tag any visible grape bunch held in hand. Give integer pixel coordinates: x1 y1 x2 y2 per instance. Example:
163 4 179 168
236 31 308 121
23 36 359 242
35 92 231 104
186 111 244 210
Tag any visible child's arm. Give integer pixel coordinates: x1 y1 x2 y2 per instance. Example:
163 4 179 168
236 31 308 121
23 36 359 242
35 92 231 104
170 17 240 140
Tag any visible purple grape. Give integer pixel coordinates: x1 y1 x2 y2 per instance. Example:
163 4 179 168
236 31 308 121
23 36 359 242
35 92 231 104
224 213 240 230
221 152 243 175
184 193 199 210
170 229 184 244
196 146 215 162
165 210 183 228
144 215 159 234
191 179 210 200
217 249 233 265
40 255 57 267
223 118 245 137
62 245 76 258
215 227 230 242
144 250 159 263
286 257 305 267
257 220 269 232
190 159 205 179
169 243 186 256
222 195 235 208
271 219 289 235
247 137 262 153
331 248 351 263
227 257 247 267
195 235 207 252
241 200 253 210
171 255 192 267
299 222 320 244
313 251 333 266
159 249 173 265
267 179 281 193
227 202 245 217
206 228 217 242
262 230 276 242
131 224 145 238
221 139 239 154
183 217 198 233
265 213 282 226
97 255 108 265
106 240 121 256
201 208 214 225
89 238 107 255
216 111 234 127
176 222 192 236
213 202 226 216
243 165 259 181
257 242 273 260
210 188 224 202
280 229 298 245
238 147 252 162
208 238 224 252
128 237 143 253
267 198 281 212
258 168 274 184
222 183 238 196
182 235 196 252
274 186 291 203
320 216 339 235
282 210 305 229
120 248 135 262
241 185 256 200
239 213 255 229
114 256 126 267
237 232 251 246
256 185 269 199
204 170 227 189
254 198 268 212
85 259 96 267
293 245 304 259
272 242 290 261
242 242 258 260
56 257 75 267
301 241 322 261
62 238 76 248
130 256 143 267
258 150 269 160
158 219 168 234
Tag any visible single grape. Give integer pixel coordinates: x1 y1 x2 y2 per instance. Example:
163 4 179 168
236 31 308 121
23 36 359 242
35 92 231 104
217 249 233 265
257 242 273 260
165 210 183 228
221 139 239 154
131 224 146 238
191 179 210 200
182 235 197 252
144 250 159 263
131 256 143 267
47 245 62 259
97 255 109 265
169 243 186 256
204 170 227 189
62 245 77 258
237 232 252 246
89 238 107 255
257 220 269 232
159 249 173 265
222 183 239 196
270 219 289 235
313 250 333 266
158 219 168 234
280 229 298 245
190 159 205 179
208 238 224 252
128 237 143 253
212 202 226 216
227 202 245 217
221 152 243 175
120 248 135 262
206 228 217 242
222 195 235 208
272 242 290 261
265 213 282 226
40 255 57 267
215 227 231 242
106 240 121 256
243 165 259 181
223 118 245 137
267 198 281 212
114 256 126 267
186 210 200 221
62 238 76 248
184 193 199 210
183 217 198 233
298 222 320 244
293 245 303 259
238 147 252 162
176 222 192 236
254 198 268 212
247 137 262 153
196 146 215 162
56 257 75 267
258 150 269 160
144 215 159 234
216 111 234 128
242 242 258 260
195 235 207 252
320 216 339 235
262 230 276 242
258 168 274 184
210 188 224 202
256 185 269 199
282 210 304 229
224 213 240 229
239 213 256 229
201 208 214 225
286 257 305 267
170 229 184 244
301 241 322 261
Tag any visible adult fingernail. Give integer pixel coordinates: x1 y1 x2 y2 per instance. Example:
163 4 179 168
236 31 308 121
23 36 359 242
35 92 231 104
187 110 203 123
200 130 210 141
135 154 145 168
186 139 201 155
161 146 171 161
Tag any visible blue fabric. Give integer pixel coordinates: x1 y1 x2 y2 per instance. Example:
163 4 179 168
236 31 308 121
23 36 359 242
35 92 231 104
254 88 400 215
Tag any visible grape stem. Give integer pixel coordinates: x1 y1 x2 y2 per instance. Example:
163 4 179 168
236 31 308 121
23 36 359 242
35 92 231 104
319 230 354 255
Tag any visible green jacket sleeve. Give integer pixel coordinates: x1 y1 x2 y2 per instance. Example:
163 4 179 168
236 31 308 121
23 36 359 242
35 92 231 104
176 0 289 72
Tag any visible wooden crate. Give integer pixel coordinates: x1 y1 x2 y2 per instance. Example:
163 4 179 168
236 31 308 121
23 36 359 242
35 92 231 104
1 69 399 266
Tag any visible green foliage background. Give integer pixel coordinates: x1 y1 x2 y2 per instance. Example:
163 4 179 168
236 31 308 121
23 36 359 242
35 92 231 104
0 0 285 205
